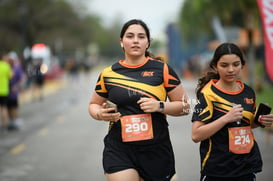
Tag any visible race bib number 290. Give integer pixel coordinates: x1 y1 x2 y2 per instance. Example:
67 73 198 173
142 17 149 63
120 114 153 142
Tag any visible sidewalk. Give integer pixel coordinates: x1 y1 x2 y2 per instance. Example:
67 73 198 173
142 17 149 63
19 78 66 105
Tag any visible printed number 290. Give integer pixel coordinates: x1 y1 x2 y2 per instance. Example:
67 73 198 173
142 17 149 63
125 122 148 133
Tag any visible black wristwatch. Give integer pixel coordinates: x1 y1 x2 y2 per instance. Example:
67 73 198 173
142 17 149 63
159 101 164 112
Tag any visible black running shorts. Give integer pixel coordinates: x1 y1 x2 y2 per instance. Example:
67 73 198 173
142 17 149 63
7 99 19 108
0 96 8 106
201 173 256 181
103 135 176 181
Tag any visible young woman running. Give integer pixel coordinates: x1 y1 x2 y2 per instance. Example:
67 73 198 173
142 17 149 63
192 43 273 181
88 19 190 181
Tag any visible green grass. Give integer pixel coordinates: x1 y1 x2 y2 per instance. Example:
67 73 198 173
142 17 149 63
256 84 273 107
254 61 273 131
254 61 273 107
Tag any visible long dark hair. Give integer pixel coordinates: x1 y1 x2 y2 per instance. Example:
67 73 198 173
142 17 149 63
120 19 155 58
196 43 246 96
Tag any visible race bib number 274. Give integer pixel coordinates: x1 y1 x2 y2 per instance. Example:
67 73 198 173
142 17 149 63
228 126 254 154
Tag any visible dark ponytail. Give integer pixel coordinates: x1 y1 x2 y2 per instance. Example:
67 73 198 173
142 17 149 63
195 43 245 97
196 71 219 96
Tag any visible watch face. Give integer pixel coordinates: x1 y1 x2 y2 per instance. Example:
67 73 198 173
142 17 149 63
160 102 164 109
159 101 164 112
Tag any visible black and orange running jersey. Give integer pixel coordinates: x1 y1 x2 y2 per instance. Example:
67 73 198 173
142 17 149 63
192 79 262 177
95 57 181 145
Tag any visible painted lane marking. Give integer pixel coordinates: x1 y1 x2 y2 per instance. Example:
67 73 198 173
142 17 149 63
56 115 65 124
10 144 25 155
38 128 48 136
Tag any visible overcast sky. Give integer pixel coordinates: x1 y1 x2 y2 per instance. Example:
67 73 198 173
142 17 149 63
86 0 185 39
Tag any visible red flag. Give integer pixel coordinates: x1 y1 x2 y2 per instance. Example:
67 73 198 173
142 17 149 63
257 0 273 83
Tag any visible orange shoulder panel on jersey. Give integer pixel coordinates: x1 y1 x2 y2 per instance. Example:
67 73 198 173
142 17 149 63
163 63 179 88
95 66 111 93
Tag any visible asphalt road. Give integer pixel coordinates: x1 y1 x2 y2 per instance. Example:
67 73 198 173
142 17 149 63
0 69 272 181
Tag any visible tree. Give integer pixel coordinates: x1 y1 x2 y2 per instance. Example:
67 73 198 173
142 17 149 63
0 0 106 57
178 0 260 45
0 0 132 62
178 0 264 87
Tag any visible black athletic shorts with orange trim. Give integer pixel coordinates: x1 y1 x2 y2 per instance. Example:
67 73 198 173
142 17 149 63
103 135 176 181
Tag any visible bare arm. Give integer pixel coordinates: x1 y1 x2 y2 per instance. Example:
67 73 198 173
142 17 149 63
137 84 190 116
164 84 190 116
88 92 121 122
192 105 243 143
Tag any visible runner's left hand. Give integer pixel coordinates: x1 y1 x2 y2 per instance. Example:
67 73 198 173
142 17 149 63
137 97 159 113
259 114 273 127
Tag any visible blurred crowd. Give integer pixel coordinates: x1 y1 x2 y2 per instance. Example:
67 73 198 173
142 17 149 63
0 51 51 133
0 49 97 134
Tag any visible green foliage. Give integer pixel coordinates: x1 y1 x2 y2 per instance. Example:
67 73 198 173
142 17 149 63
254 60 273 106
0 0 123 59
178 0 260 44
256 84 273 107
